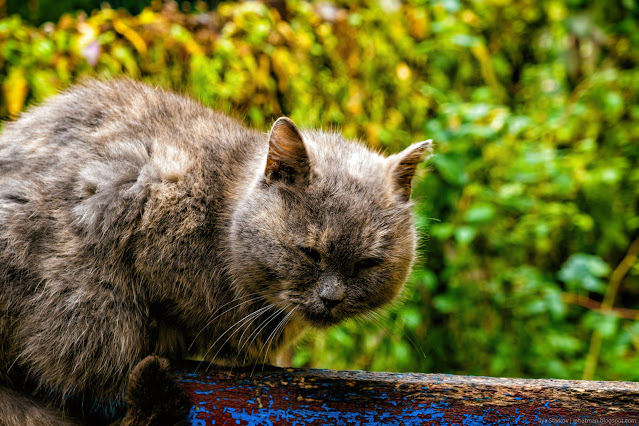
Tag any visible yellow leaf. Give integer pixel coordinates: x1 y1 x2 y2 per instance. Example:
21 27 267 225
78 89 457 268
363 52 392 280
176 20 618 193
138 8 158 25
3 68 28 117
113 19 147 56
185 40 204 57
346 86 363 115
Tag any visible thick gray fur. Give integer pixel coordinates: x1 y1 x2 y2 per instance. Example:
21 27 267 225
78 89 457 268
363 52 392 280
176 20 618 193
0 79 432 424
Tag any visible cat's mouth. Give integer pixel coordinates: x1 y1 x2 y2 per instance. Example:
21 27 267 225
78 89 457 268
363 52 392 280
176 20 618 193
277 292 346 328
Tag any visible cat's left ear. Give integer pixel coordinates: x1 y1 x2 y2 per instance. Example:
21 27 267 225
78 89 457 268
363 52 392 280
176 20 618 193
265 117 310 185
388 139 433 200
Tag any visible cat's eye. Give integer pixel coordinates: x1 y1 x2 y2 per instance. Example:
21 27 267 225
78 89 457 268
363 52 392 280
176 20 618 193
300 247 322 264
353 257 383 273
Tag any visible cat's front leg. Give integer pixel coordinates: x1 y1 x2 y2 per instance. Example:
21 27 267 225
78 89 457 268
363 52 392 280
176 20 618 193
13 280 189 425
115 355 190 426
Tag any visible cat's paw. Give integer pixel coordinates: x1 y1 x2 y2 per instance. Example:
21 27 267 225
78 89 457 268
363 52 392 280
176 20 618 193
120 355 190 426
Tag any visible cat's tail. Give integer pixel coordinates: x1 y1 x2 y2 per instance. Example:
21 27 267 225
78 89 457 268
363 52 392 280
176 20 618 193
0 387 80 426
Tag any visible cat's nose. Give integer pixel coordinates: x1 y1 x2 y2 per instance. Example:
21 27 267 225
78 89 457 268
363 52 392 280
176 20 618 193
318 275 345 311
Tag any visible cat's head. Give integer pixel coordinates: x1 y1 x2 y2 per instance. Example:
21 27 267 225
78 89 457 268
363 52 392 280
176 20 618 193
229 117 432 328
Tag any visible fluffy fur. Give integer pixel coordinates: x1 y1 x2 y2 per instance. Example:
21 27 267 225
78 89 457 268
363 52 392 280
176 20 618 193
0 79 432 424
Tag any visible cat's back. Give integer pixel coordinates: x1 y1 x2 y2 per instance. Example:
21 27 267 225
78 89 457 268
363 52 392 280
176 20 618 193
0 79 263 287
1 79 256 176
0 78 263 211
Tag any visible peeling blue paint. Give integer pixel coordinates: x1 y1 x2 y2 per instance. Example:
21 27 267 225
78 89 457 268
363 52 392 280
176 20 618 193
187 404 214 426
185 398 625 426
177 367 639 425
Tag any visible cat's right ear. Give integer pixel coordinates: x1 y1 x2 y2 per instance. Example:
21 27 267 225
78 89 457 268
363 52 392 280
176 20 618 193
265 117 310 185
388 139 434 201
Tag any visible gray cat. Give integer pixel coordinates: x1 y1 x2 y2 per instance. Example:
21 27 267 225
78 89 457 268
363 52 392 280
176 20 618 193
0 79 432 425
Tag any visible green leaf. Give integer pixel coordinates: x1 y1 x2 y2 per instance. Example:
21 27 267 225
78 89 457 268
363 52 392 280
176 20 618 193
455 226 476 244
430 223 455 240
465 203 495 223
412 267 438 291
431 153 468 186
558 254 610 293
433 292 458 313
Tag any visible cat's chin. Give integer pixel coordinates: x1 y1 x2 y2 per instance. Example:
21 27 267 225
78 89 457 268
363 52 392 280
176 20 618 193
301 311 342 329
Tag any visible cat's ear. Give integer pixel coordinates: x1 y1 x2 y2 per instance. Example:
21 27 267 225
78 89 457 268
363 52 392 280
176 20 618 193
388 139 433 201
265 117 310 185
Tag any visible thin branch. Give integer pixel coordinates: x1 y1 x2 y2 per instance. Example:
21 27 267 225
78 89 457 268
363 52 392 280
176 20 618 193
583 234 639 380
562 293 639 320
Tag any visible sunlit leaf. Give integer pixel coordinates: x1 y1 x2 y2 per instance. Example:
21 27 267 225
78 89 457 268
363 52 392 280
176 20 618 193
3 67 28 117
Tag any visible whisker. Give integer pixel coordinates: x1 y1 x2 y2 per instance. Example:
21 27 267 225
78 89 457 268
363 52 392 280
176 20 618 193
205 305 276 372
196 304 272 372
188 293 267 352
236 301 286 353
260 306 297 367
362 309 428 371
240 304 289 366
229 304 285 367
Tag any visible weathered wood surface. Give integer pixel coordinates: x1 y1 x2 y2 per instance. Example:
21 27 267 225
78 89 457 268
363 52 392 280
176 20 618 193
174 362 639 425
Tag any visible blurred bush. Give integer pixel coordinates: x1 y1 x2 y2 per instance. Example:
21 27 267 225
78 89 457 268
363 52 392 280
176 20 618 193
1 0 638 381
2 0 224 25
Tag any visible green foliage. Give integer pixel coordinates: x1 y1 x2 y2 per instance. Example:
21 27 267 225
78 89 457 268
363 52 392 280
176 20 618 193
1 0 639 381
